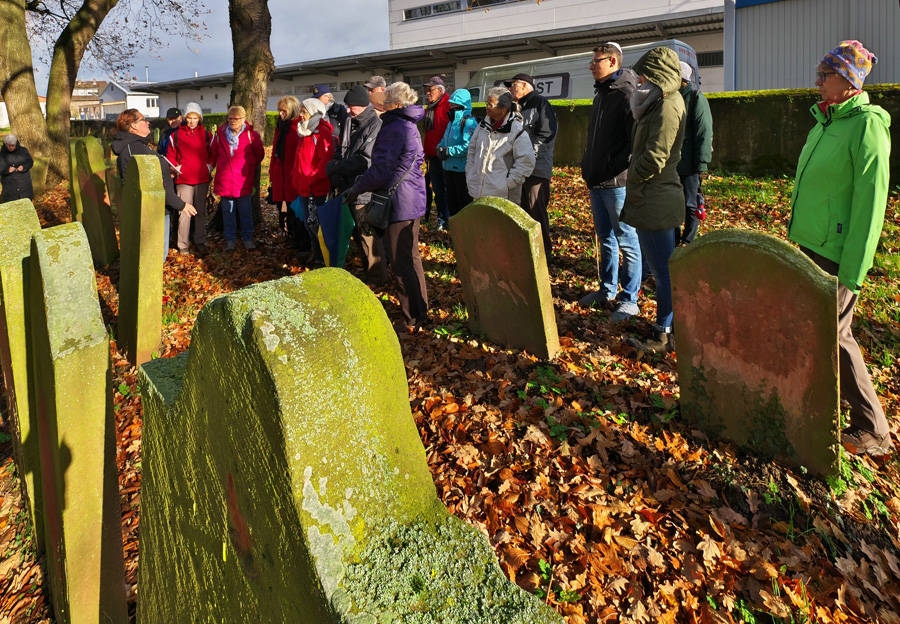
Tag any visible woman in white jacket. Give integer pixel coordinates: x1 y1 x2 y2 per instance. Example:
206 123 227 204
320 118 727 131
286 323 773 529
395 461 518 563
466 87 536 206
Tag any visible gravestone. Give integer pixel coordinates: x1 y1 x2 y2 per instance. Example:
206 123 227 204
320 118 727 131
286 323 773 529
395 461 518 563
67 138 83 222
118 155 165 366
29 222 128 624
0 199 44 547
670 229 840 476
31 157 49 198
105 159 122 214
449 197 559 360
138 268 561 624
74 136 119 266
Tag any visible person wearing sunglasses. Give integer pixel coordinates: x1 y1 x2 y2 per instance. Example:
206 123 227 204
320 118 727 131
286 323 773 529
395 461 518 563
788 41 893 457
112 108 197 262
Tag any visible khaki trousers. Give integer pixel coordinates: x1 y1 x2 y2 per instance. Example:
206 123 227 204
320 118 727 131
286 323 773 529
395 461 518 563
175 183 209 250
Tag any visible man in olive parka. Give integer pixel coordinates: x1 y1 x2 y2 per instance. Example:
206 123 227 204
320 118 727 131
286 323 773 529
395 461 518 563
621 46 686 353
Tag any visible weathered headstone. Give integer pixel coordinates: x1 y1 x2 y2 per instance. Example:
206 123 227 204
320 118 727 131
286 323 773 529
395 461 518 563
67 138 83 223
671 229 840 476
29 223 128 624
0 199 44 548
449 197 559 359
105 159 122 214
138 268 561 624
118 155 164 366
31 156 49 198
74 136 119 266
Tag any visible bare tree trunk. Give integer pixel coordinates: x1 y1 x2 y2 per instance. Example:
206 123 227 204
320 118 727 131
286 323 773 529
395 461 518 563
44 0 121 181
0 0 119 183
229 0 274 220
0 0 53 170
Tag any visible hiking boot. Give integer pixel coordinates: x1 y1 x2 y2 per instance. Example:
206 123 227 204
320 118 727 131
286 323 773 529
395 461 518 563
244 240 256 250
225 241 235 251
627 331 673 354
610 301 640 322
578 291 615 309
842 426 894 457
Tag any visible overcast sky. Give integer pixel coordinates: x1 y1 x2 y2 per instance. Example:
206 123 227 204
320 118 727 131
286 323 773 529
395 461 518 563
60 0 391 86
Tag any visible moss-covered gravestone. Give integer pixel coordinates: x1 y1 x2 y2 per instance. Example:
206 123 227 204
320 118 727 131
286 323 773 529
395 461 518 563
670 229 840 476
29 223 128 624
118 155 164 366
449 197 559 360
74 136 119 267
105 160 122 214
0 199 44 547
31 156 49 198
138 268 561 624
67 139 83 223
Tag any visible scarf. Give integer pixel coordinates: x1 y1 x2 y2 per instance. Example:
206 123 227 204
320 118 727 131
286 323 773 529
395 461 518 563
630 82 662 121
297 114 322 137
274 118 291 160
225 123 246 156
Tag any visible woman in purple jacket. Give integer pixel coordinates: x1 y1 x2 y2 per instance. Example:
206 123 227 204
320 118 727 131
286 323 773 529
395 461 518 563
347 82 428 331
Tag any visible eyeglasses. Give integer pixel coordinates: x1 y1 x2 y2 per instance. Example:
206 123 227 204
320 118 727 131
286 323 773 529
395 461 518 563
227 117 244 122
816 71 838 81
132 117 149 125
590 57 613 67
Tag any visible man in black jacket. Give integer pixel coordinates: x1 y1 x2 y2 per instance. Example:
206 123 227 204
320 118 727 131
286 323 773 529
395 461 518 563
578 42 642 323
327 85 387 285
507 73 557 258
314 84 349 149
0 135 34 203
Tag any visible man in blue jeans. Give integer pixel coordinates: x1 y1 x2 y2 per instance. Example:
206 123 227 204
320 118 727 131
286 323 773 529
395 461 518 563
578 42 641 321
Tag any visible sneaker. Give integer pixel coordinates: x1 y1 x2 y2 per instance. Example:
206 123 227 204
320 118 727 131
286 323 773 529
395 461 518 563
578 291 615 308
225 241 235 251
610 301 640 322
627 331 673 354
842 426 894 457
178 248 190 256
244 240 256 250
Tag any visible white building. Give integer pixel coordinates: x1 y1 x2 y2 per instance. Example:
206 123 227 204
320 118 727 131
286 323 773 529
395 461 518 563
150 0 726 113
99 81 160 120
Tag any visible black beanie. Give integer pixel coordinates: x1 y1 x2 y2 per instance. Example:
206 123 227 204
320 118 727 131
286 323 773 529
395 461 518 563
344 85 370 107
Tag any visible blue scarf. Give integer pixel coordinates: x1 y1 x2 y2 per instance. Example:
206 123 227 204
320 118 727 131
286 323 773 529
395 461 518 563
225 123 246 156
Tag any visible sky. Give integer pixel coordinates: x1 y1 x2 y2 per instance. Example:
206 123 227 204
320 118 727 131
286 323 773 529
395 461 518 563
55 0 391 86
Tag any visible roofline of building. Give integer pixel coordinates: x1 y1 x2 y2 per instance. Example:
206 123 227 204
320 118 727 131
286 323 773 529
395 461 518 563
145 6 724 92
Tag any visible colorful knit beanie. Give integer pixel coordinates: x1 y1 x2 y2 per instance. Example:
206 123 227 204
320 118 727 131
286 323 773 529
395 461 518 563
821 40 877 90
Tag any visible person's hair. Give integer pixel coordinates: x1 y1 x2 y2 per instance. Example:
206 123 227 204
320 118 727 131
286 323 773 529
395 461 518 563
486 86 512 109
185 111 202 122
318 92 335 104
3 134 17 145
594 42 623 65
227 105 247 119
384 82 419 107
116 109 143 132
277 96 302 120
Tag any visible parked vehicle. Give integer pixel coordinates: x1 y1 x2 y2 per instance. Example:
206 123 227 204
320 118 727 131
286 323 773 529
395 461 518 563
464 39 700 102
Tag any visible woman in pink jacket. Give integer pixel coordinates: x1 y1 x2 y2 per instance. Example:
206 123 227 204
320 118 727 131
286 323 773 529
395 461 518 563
210 105 265 251
291 98 333 262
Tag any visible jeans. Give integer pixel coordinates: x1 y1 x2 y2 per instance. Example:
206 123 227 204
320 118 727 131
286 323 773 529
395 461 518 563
163 212 170 262
637 227 677 332
589 187 641 304
221 195 253 243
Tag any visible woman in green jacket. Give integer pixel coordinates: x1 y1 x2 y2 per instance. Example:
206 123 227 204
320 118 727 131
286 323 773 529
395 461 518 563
620 46 686 353
789 40 893 456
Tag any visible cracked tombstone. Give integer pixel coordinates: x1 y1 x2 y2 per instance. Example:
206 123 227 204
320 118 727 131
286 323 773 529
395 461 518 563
0 199 44 548
138 268 562 624
117 155 164 366
449 197 559 360
670 229 840 476
74 136 119 266
29 222 128 624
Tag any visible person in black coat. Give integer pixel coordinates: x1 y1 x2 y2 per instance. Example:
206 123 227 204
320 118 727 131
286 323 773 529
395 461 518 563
0 135 34 203
327 85 387 285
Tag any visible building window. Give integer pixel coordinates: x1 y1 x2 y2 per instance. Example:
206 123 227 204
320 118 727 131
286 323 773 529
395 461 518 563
697 51 724 67
215 94 219 99
200 95 204 100
146 98 158 108
403 0 526 20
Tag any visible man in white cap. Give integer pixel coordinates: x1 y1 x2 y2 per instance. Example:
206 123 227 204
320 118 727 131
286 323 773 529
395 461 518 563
676 61 713 245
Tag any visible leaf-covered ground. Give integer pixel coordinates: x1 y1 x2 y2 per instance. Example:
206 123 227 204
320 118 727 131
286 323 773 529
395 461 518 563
1 162 899 623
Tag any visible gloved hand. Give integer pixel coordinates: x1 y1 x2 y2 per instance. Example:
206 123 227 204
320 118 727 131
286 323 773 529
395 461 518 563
341 187 359 205
435 146 449 160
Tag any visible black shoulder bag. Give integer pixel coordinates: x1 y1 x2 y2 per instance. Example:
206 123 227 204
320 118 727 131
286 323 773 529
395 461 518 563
365 151 419 233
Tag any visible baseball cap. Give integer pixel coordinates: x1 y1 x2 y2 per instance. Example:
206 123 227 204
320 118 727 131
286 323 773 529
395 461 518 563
423 76 445 87
166 107 182 119
503 73 535 88
312 84 331 98
364 76 386 89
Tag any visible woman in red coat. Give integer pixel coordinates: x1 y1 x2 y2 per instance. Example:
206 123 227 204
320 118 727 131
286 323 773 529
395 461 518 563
291 97 333 262
271 96 302 240
166 102 213 254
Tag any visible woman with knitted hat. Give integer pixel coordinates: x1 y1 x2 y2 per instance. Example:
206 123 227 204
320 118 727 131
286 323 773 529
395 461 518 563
788 40 893 457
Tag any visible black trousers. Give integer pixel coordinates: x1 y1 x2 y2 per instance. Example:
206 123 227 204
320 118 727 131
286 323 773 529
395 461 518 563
443 169 472 219
383 218 429 326
679 173 701 244
521 175 552 258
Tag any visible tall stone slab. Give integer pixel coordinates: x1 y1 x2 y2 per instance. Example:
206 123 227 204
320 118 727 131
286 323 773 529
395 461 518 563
0 199 44 549
670 229 840 476
138 268 561 624
29 223 128 624
449 197 559 359
67 139 83 223
118 155 164 366
74 136 119 267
